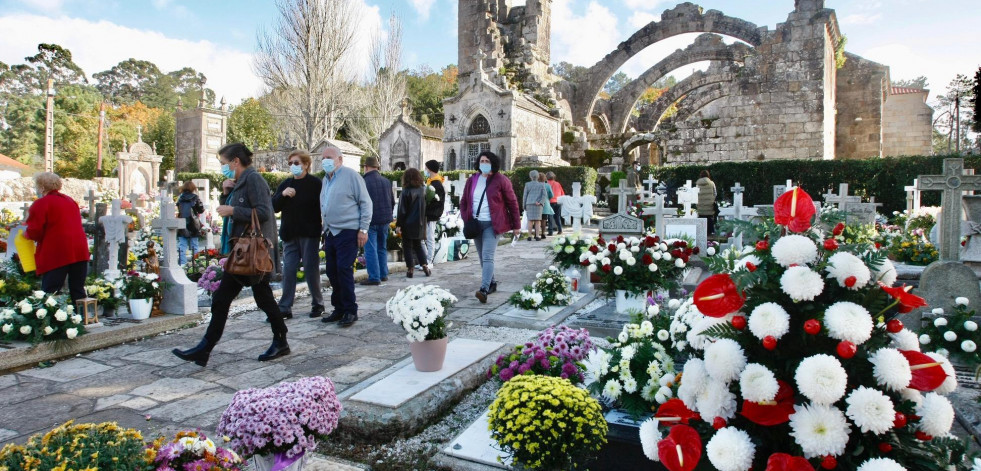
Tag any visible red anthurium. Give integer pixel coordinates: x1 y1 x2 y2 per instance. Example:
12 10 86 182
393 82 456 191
900 349 948 391
833 223 845 236
879 283 927 313
741 381 796 426
693 274 745 318
657 425 702 471
774 187 816 232
655 399 700 425
766 453 815 471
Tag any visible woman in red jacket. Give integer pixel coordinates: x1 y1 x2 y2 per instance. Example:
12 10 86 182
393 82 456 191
25 172 91 302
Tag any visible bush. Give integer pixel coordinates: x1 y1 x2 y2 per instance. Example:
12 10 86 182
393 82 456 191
0 421 151 470
176 172 225 194
506 166 597 206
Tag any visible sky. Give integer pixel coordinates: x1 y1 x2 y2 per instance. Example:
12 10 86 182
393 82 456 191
0 0 978 105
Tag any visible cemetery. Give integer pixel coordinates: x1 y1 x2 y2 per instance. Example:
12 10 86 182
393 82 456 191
1 0 980 470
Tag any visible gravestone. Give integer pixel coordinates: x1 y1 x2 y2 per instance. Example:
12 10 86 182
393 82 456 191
99 200 132 280
91 202 108 275
600 181 644 238
641 194 677 237
642 175 659 203
960 196 981 275
842 202 877 225
675 180 699 217
20 202 30 221
914 261 981 327
717 183 759 248
823 183 861 210
609 180 638 214
663 217 708 253
557 182 596 233
151 197 197 315
918 159 981 261
905 179 921 212
84 189 100 223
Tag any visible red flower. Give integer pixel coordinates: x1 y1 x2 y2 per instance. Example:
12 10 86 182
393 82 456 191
580 259 591 266
886 319 904 333
915 430 933 441
821 455 838 469
645 236 658 247
879 283 927 313
616 235 625 243
833 223 845 236
655 399 700 425
589 245 600 254
642 254 654 265
602 265 612 273
693 274 745 318
597 237 606 246
766 453 815 471
692 246 701 255
746 262 758 272
823 238 839 251
900 349 948 391
608 244 617 252
774 187 816 232
756 240 769 251
657 425 702 471
741 381 796 426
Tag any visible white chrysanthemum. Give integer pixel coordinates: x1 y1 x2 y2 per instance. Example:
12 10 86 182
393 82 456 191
668 299 681 309
678 359 708 407
621 345 637 361
603 379 623 401
583 349 611 385
788 404 851 458
919 334 931 345
780 266 825 302
739 363 779 403
706 427 755 471
845 387 896 434
874 259 898 286
869 348 911 391
964 340 978 353
901 388 923 405
796 354 848 405
613 266 624 275
857 458 907 471
623 376 638 393
696 379 738 420
823 302 874 344
926 352 957 395
916 393 955 437
748 302 791 340
639 417 661 462
971 457 981 471
934 317 948 327
965 320 979 331
704 339 747 383
944 331 958 342
889 328 920 352
65 328 77 339
735 254 762 272
825 252 872 289
772 235 818 267
956 297 970 306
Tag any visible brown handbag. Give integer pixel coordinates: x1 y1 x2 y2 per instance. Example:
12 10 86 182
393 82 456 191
223 209 274 276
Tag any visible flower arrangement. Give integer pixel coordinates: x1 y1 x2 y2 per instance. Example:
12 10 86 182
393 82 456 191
641 187 971 471
583 235 690 296
0 258 38 307
438 212 464 238
547 234 594 269
488 325 595 385
85 276 121 310
508 265 573 311
0 420 150 470
197 262 225 296
890 229 939 265
385 284 457 342
425 184 440 204
488 375 607 470
918 298 979 371
186 248 223 281
149 430 243 471
387 220 402 251
217 376 342 460
0 291 84 343
116 271 162 300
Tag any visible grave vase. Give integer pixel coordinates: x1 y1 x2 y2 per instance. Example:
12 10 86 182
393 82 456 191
251 451 306 471
577 266 593 293
409 336 448 372
128 298 152 320
615 290 646 314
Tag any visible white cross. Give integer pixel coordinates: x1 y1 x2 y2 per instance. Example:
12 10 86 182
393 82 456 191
128 192 142 208
823 183 860 209
99 199 132 279
642 194 677 236
392 180 402 202
558 182 596 233
675 180 699 217
643 175 659 202
85 189 100 223
152 196 186 269
609 180 638 214
904 179 921 212
917 159 981 261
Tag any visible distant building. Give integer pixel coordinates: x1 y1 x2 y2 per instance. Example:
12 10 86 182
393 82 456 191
882 87 934 157
312 138 366 172
174 94 229 173
0 153 33 176
379 104 444 171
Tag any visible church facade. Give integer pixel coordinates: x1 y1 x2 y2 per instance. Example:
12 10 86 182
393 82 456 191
379 109 444 171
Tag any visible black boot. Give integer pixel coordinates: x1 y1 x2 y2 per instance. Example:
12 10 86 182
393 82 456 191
258 332 290 362
172 338 214 367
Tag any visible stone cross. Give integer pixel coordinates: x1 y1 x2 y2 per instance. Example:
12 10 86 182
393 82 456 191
822 183 861 209
643 175 660 202
642 194 678 237
85 189 100 223
392 180 402 202
21 202 30 221
151 197 197 314
904 179 921 212
717 183 760 249
557 182 596 233
675 180 699 217
128 192 144 209
918 159 981 261
609 180 638 214
99 199 132 280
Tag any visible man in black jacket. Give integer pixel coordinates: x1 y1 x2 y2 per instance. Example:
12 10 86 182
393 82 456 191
423 159 446 265
272 150 324 318
361 156 395 285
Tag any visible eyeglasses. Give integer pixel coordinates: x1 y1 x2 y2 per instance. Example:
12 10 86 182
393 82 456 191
288 161 301 165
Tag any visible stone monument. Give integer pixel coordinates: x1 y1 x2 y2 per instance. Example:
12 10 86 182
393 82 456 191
99 200 132 280
117 129 163 197
557 182 596 234
151 197 198 315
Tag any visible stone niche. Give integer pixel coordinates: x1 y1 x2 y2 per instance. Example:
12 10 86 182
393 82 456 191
379 110 444 171
117 135 162 196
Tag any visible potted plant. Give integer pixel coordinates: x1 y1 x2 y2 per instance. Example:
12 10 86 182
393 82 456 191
385 284 458 371
116 271 161 320
508 265 573 316
488 375 607 470
0 258 39 307
583 235 690 313
0 420 149 470
547 235 595 292
0 291 85 343
149 430 243 470
488 325 595 386
216 377 342 471
84 277 120 317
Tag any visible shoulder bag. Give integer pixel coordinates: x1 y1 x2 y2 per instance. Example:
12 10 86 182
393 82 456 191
463 182 488 240
224 209 274 276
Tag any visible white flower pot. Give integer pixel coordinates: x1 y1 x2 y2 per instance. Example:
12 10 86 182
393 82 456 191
615 290 646 315
577 265 592 293
251 451 306 471
128 298 152 320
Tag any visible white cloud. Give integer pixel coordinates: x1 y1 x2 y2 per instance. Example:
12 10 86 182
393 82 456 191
623 0 666 10
628 11 658 30
409 0 437 20
839 13 882 25
13 0 65 12
550 0 620 68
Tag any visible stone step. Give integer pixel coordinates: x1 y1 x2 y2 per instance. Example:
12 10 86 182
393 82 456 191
485 291 595 331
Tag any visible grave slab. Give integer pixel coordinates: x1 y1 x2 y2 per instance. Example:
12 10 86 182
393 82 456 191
440 409 509 469
913 261 981 326
486 292 592 331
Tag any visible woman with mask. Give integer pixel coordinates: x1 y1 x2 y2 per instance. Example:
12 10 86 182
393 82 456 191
460 151 520 303
173 143 289 367
271 150 324 320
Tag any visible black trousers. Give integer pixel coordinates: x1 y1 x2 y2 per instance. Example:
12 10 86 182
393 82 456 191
205 273 287 345
403 238 428 268
41 260 88 302
548 203 563 233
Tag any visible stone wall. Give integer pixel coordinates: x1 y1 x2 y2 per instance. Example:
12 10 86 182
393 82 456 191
512 106 561 160
835 53 887 159
882 92 933 156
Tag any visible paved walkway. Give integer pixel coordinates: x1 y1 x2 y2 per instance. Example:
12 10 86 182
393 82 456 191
0 232 563 449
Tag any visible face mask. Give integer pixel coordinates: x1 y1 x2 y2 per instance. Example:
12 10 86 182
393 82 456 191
479 163 492 174
221 164 235 179
322 159 335 174
289 164 303 176
423 170 430 179
35 188 44 198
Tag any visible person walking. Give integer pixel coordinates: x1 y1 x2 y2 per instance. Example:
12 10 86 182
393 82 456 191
172 143 289 367
360 156 394 286
696 169 718 235
522 170 548 241
423 160 446 265
272 150 324 319
319 147 372 327
396 168 431 278
460 151 520 303
539 172 554 240
626 161 643 206
176 181 205 266
24 172 90 302
546 171 565 235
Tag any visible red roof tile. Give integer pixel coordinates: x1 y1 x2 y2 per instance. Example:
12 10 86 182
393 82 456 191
0 153 31 170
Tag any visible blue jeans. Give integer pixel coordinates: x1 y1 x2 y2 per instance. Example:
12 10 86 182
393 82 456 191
323 229 359 315
177 236 199 266
471 220 499 291
279 236 324 314
364 223 389 282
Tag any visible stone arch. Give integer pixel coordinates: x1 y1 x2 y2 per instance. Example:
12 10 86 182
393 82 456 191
608 34 751 133
672 82 733 123
571 3 764 127
590 115 610 134
634 70 738 132
622 132 665 155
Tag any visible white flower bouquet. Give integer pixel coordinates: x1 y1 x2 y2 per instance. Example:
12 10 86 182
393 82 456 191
508 265 573 311
547 235 594 269
0 291 84 344
438 212 464 238
385 284 457 342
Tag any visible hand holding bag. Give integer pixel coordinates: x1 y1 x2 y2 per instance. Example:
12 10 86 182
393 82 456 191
223 209 273 276
463 184 487 240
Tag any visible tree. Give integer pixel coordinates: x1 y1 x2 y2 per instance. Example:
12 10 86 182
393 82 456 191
892 76 929 90
50 84 102 178
0 94 44 165
552 61 590 84
972 67 980 134
25 43 87 88
254 0 362 150
228 98 278 151
604 71 631 95
405 64 457 126
93 59 163 105
932 73 976 154
346 14 407 159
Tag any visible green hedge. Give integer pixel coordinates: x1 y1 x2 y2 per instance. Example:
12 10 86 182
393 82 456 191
646 155 974 214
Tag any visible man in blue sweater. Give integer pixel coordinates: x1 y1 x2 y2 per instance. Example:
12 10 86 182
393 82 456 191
360 156 394 286
319 147 372 327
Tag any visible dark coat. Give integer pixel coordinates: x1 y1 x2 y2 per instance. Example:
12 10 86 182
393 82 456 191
272 174 323 240
176 191 205 238
397 186 427 240
219 167 278 246
363 169 395 226
425 178 446 221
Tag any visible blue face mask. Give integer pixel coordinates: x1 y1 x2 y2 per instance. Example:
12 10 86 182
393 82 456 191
322 159 335 174
479 163 492 175
289 164 303 176
423 170 430 179
221 164 235 179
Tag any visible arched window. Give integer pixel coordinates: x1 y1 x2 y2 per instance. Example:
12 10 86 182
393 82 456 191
499 145 507 170
468 115 490 135
393 162 406 171
449 149 457 170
